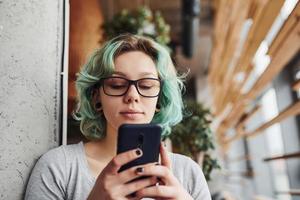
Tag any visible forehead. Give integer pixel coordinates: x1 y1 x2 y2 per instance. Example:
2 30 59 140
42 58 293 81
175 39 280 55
113 51 158 78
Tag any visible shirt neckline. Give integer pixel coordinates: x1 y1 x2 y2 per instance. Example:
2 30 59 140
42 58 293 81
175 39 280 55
78 141 97 183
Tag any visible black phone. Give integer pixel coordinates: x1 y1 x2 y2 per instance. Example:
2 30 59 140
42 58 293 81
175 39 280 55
117 123 162 172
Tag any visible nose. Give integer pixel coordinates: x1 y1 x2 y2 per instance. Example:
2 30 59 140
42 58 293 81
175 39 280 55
123 84 140 103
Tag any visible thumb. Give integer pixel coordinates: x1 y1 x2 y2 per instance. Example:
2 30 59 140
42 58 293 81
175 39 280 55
160 142 172 169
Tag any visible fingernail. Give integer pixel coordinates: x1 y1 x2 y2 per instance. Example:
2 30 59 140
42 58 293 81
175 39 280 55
129 192 136 197
135 167 144 174
136 149 142 156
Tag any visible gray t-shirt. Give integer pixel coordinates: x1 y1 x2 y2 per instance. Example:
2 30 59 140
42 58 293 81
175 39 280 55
25 142 211 200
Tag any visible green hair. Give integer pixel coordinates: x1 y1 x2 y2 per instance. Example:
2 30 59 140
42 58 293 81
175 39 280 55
74 34 185 140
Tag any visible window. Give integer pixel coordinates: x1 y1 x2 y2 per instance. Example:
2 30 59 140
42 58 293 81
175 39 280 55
261 88 291 200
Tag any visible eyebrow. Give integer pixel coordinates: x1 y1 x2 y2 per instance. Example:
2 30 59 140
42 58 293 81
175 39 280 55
112 71 157 77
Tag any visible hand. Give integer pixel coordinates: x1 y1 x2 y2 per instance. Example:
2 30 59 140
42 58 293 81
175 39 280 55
87 148 158 200
134 142 194 200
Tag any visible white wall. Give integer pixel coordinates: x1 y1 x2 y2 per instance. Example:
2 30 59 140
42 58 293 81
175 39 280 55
0 0 64 199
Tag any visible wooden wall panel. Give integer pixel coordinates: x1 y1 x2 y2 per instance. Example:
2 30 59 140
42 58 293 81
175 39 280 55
68 0 104 114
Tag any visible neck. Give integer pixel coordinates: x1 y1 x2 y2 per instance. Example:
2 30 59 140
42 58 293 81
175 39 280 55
101 125 118 156
85 125 118 161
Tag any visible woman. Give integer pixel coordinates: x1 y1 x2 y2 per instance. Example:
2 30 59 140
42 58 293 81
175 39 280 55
25 34 211 200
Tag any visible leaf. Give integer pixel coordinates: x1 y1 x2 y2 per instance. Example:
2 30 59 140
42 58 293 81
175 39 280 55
101 6 171 47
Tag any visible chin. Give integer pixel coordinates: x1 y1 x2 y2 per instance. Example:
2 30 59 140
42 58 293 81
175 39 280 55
119 117 151 124
122 120 149 124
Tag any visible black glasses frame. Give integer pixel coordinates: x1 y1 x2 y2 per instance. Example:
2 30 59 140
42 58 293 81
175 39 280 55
98 76 163 98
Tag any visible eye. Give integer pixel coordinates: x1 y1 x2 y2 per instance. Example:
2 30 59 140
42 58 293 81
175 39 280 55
139 84 153 90
138 79 159 90
105 78 128 89
109 84 127 89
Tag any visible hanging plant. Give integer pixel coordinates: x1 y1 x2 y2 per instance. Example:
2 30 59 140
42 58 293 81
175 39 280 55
102 6 171 47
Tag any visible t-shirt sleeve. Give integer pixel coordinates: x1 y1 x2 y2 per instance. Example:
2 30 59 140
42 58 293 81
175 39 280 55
186 157 211 200
24 147 67 200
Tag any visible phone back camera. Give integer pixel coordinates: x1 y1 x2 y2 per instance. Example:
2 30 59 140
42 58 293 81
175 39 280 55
137 133 144 148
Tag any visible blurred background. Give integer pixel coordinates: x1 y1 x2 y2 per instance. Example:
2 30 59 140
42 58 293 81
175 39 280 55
67 0 300 199
0 0 300 199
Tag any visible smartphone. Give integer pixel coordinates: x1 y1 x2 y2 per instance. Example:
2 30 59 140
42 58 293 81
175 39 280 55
117 123 162 172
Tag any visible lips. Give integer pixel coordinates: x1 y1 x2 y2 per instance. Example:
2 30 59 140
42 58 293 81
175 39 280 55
120 110 144 120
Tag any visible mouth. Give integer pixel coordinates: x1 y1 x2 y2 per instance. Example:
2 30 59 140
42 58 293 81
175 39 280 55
119 111 144 120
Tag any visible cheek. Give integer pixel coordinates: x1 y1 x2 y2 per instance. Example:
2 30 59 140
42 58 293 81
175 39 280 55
99 92 117 118
101 98 118 115
144 99 158 117
101 100 121 129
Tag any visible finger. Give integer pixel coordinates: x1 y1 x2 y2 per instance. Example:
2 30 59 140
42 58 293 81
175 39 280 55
160 142 172 169
105 148 143 174
118 162 158 184
157 177 164 185
127 196 140 200
135 165 177 185
123 176 158 196
136 185 176 198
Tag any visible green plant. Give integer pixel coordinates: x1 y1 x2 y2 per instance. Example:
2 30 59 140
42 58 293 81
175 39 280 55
102 6 171 47
202 154 220 181
169 100 220 181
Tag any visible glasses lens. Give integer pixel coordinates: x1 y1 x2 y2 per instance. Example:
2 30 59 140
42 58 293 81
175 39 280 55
103 77 129 96
137 79 161 97
102 77 161 97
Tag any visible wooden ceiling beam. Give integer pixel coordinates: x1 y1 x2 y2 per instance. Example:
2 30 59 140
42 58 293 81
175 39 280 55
216 2 300 143
246 101 300 138
224 104 261 143
234 0 284 74
216 0 285 115
263 151 300 162
246 18 300 100
208 0 232 85
276 190 300 196
292 80 300 91
268 2 300 56
226 101 300 144
212 0 251 114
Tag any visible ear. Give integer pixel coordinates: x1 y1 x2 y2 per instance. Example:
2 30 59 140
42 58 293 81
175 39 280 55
93 93 103 112
155 103 161 113
94 102 102 112
91 88 101 107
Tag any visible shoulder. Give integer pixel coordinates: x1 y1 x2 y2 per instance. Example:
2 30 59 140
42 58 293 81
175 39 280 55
38 142 81 165
30 142 83 182
25 142 84 199
168 152 201 173
168 152 203 178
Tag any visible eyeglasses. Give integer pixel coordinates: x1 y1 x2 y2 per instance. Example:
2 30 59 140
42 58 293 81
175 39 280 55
98 76 162 98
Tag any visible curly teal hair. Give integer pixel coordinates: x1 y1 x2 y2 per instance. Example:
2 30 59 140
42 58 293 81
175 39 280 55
74 34 185 140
